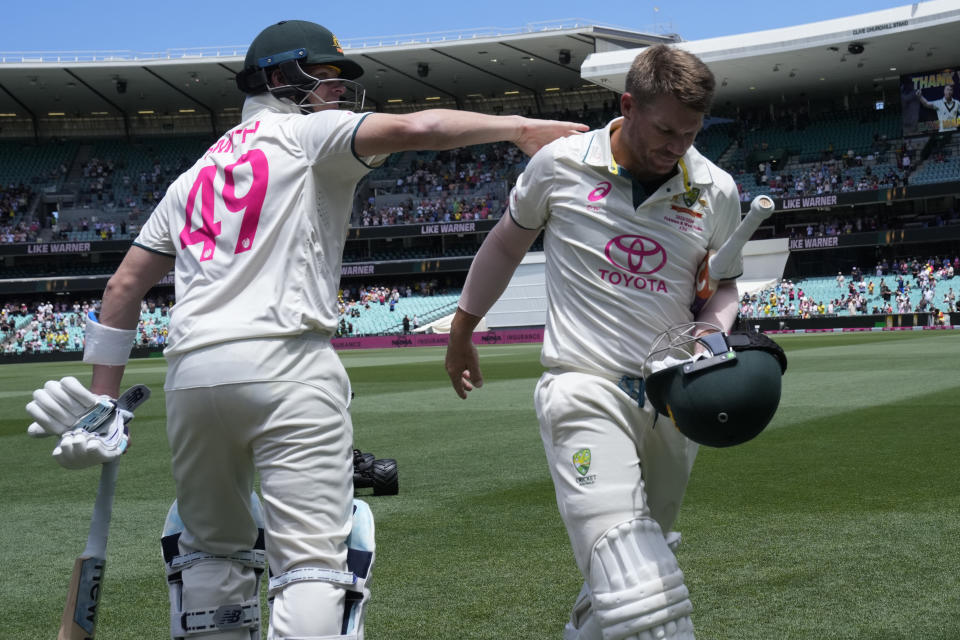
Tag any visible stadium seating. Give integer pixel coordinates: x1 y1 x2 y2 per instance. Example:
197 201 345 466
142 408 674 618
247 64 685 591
356 141 532 225
2 293 466 350
744 271 956 318
0 309 170 355
339 293 460 335
74 136 209 210
910 155 960 186
694 121 737 161
0 140 77 189
0 102 956 243
735 110 901 167
1 101 958 342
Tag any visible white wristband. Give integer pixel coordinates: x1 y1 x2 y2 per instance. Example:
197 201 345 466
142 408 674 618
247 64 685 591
82 312 138 366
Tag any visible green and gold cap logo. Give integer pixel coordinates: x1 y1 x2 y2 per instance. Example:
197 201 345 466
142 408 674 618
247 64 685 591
572 448 591 476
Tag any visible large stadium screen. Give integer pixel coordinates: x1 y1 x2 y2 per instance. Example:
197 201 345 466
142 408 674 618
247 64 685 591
899 66 959 136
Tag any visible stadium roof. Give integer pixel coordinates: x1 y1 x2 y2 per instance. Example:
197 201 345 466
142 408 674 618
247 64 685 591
0 23 673 120
0 2 957 127
584 0 960 104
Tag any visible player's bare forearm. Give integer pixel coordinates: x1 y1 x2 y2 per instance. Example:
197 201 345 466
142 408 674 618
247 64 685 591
449 307 483 347
445 308 484 399
90 366 126 400
512 117 589 156
694 281 740 334
458 215 539 316
99 246 175 329
354 111 587 157
90 247 175 397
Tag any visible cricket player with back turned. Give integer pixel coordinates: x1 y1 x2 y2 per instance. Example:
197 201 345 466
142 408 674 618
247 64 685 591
24 19 586 640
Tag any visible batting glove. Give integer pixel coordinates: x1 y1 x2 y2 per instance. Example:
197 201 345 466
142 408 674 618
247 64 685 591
25 376 132 469
53 409 132 469
26 376 101 437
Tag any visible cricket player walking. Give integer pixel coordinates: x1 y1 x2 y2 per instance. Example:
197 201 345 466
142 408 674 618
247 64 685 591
445 45 744 639
25 19 585 640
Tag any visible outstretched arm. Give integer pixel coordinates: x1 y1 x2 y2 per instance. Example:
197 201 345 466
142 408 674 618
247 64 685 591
444 215 540 398
354 110 587 158
915 90 933 109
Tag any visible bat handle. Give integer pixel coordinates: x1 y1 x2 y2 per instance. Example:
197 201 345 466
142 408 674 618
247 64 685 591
708 194 775 279
82 460 119 560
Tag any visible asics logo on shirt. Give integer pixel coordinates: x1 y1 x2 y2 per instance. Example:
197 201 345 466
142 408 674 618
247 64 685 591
588 181 612 202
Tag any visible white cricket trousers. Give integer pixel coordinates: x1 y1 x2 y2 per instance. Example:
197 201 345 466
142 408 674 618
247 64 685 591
165 334 353 638
534 369 698 577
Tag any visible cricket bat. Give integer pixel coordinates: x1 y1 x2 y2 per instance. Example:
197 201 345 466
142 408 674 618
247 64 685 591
58 384 151 640
690 194 775 315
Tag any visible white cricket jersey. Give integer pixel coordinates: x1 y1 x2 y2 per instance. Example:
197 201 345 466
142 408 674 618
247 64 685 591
931 98 958 132
134 93 386 355
508 117 742 378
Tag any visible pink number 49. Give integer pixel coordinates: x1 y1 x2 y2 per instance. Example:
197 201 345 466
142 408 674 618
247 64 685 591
179 149 269 261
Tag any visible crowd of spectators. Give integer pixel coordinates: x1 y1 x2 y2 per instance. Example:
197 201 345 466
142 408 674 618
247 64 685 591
358 194 498 227
137 296 173 348
1 299 91 354
736 154 909 203
786 213 892 239
782 206 959 240
741 256 960 321
722 103 957 203
76 149 196 214
0 184 39 243
872 256 958 279
124 157 193 212
2 250 956 354
54 216 129 240
335 280 445 336
740 279 840 319
375 143 522 197
0 296 173 355
0 104 955 241
355 142 526 226
79 156 117 206
2 108 959 339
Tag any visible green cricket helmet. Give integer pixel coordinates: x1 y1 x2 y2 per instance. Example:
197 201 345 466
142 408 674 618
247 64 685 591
236 20 364 109
644 324 787 447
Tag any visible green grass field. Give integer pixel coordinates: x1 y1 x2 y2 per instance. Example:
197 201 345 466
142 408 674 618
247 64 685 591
1 331 959 639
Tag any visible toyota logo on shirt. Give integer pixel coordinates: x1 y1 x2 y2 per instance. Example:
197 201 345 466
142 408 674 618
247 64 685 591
604 235 667 275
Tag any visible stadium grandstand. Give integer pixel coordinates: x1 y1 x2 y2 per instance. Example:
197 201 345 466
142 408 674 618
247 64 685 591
1 1 959 357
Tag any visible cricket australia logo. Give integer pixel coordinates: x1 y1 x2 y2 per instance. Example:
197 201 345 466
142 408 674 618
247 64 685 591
572 449 597 486
670 190 708 220
573 448 591 475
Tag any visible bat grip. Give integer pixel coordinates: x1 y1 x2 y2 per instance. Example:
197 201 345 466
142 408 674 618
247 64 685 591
709 195 775 279
82 460 119 560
